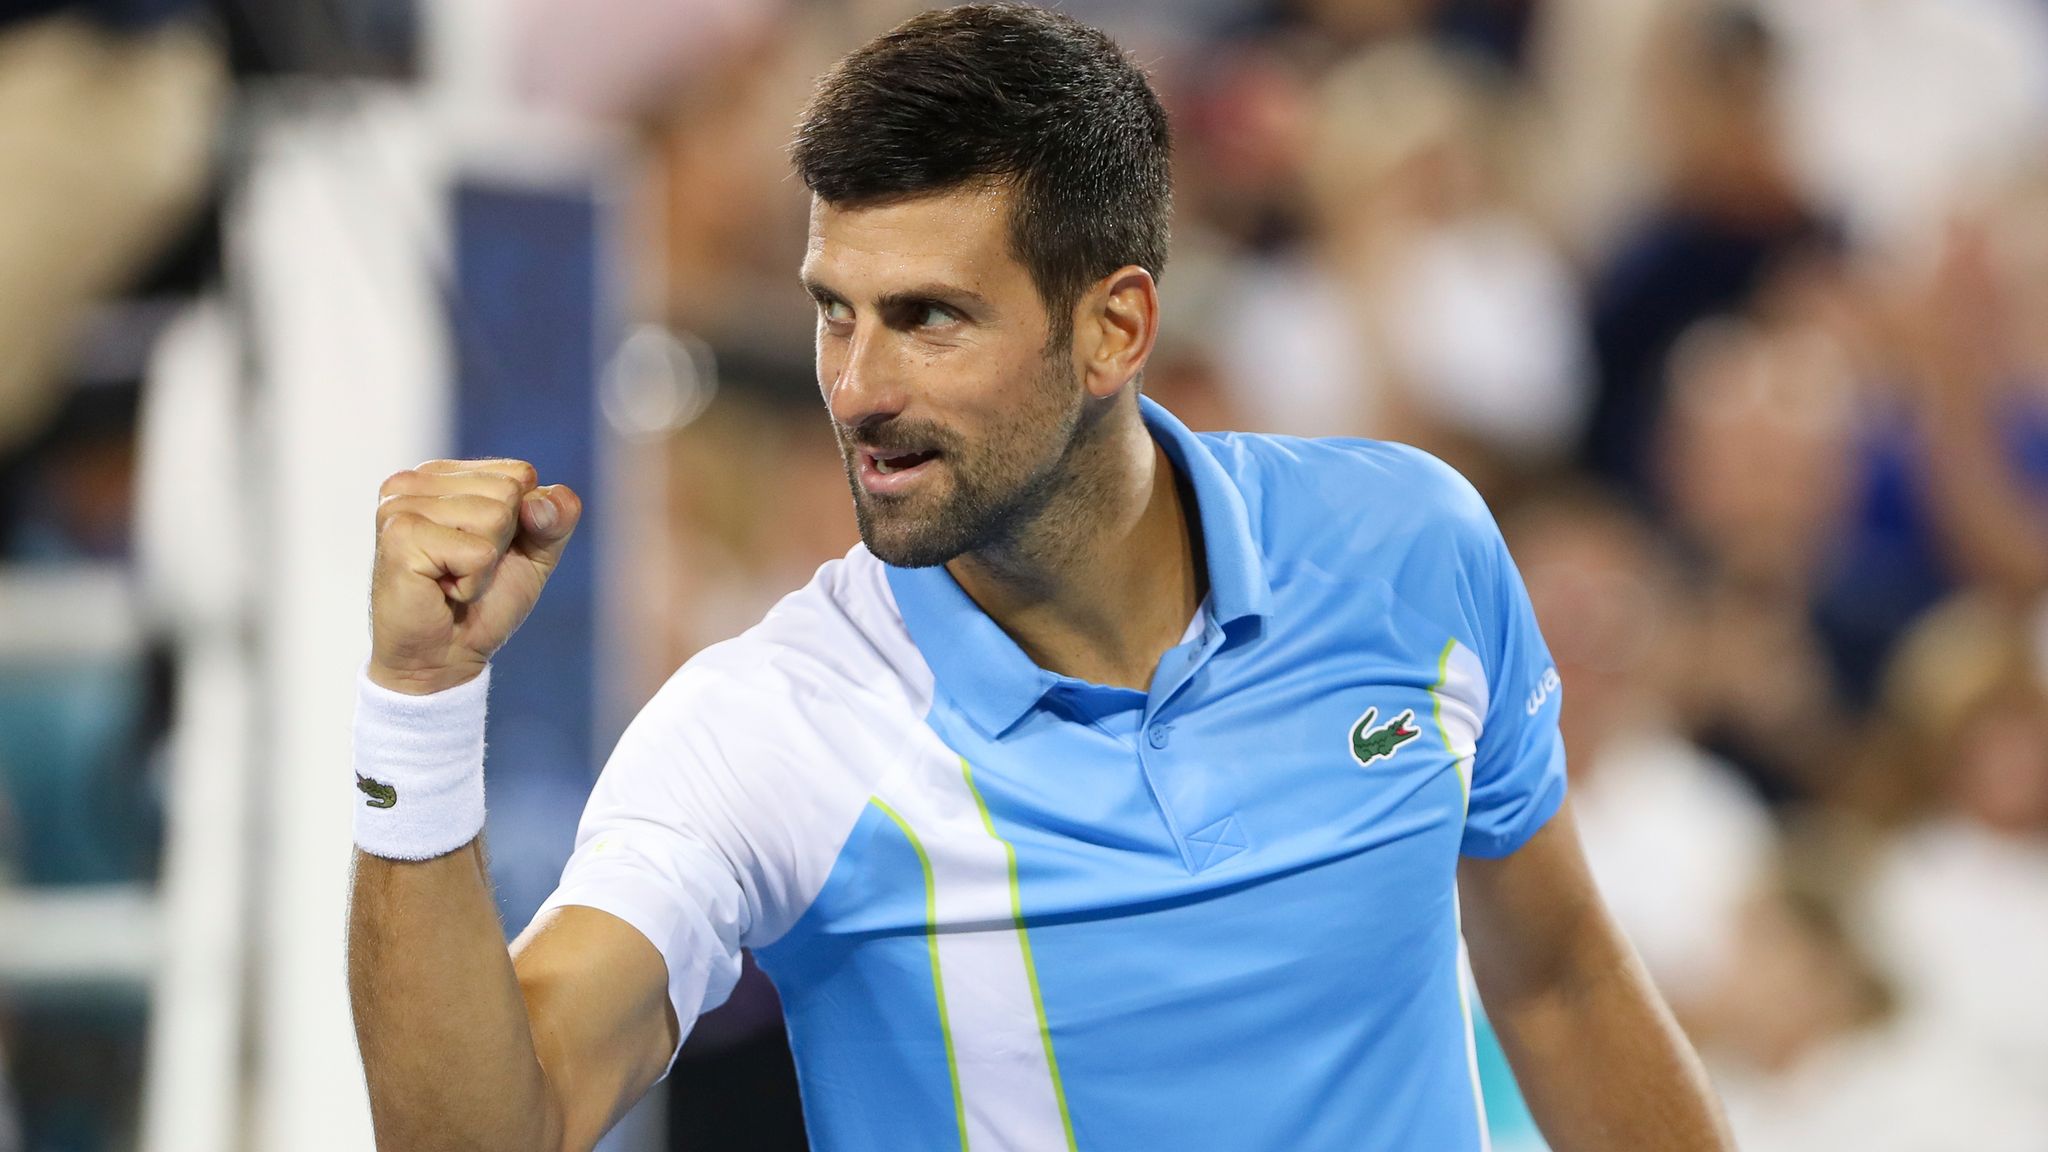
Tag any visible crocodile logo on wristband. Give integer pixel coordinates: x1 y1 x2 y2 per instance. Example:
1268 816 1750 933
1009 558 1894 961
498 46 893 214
356 773 398 809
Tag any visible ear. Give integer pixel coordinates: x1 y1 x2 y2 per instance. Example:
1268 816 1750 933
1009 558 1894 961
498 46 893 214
1075 265 1160 401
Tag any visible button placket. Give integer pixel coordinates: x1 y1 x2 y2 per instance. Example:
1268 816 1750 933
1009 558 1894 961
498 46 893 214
1136 615 1253 873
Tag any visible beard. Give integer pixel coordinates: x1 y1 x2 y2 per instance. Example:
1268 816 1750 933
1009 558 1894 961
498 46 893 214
832 346 1092 569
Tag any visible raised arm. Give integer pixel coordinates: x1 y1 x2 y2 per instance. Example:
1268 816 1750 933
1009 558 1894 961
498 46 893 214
345 459 675 1151
350 855 676 1151
1458 800 1734 1152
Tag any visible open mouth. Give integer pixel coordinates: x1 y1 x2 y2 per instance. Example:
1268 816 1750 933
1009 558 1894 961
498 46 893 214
858 447 942 493
871 449 938 475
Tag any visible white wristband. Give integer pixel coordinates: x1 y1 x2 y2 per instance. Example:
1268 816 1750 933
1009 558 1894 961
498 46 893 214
351 663 490 860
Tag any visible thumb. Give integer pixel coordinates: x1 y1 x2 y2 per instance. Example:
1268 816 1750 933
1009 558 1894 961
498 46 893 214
515 484 583 571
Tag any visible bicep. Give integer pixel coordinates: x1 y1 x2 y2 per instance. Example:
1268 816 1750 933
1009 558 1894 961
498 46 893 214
1458 792 1733 1149
1458 798 1622 1010
511 905 679 1152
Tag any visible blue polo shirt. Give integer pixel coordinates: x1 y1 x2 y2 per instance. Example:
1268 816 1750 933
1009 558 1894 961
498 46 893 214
540 396 1568 1150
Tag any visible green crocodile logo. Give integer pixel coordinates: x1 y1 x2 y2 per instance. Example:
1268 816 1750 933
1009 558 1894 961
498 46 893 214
356 773 397 809
1349 707 1420 766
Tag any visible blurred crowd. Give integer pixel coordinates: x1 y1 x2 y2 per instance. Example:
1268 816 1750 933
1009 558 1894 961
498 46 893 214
612 0 2048 1147
4 0 2048 1149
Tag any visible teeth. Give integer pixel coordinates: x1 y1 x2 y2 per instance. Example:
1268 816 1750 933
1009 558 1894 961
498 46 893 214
871 451 927 476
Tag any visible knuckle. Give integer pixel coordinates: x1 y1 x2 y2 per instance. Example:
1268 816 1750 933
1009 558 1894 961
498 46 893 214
377 509 422 543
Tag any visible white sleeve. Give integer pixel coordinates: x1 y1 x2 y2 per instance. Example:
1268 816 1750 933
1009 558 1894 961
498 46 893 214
533 552 931 1073
533 671 754 1073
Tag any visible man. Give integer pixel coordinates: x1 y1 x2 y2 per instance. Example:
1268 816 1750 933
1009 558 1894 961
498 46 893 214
347 6 1732 1150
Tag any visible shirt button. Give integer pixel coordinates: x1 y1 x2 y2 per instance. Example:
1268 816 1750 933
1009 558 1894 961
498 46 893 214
1147 724 1172 749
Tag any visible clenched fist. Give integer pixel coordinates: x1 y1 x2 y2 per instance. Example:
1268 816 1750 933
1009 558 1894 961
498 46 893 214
368 458 582 696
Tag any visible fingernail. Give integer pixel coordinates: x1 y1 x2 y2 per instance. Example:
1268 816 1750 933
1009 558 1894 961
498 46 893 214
529 494 558 532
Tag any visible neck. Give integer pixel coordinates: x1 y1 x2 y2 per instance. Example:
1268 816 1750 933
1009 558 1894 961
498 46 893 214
946 401 1203 691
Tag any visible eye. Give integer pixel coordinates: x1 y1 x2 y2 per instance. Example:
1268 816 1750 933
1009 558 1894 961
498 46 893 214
817 297 853 327
916 302 957 328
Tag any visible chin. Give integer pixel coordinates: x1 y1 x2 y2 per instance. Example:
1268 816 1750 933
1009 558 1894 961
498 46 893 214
858 526 963 569
851 499 958 568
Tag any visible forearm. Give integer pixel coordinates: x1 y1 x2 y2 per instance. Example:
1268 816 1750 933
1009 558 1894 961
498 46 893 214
1918 380 2048 593
348 842 565 1152
1487 917 1732 1151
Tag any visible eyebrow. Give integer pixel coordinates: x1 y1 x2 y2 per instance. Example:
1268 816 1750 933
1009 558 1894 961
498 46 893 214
878 283 991 314
799 273 991 315
798 271 839 302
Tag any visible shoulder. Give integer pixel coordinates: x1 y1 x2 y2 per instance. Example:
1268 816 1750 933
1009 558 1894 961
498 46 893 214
627 544 931 765
1200 428 1501 570
575 546 930 950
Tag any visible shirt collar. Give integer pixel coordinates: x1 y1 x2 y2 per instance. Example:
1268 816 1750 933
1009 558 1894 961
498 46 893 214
885 395 1272 737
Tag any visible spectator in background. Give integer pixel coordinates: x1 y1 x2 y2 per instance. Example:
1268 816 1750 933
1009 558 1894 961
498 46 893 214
1508 486 1773 1020
513 0 783 121
1167 28 1316 254
1584 3 1829 494
1272 0 1439 53
1781 178 2048 709
1265 0 1537 69
1305 40 1589 497
1694 591 2048 1151
1523 0 1665 259
1166 36 1328 430
1427 0 1536 72
1757 0 2048 250
1857 593 2048 1107
1686 831 2047 1152
1880 200 2048 602
639 10 840 403
515 0 833 402
1203 37 1589 488
0 0 222 456
1655 315 1862 806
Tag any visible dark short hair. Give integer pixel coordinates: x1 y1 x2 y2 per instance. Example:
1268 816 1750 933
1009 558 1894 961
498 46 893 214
792 4 1173 340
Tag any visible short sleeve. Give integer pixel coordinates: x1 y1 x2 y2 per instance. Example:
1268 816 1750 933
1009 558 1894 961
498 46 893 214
533 678 751 1074
1459 523 1568 858
526 549 930 1075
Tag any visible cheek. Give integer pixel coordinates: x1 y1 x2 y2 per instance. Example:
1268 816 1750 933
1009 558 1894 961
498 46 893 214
952 345 1064 423
1005 356 1080 443
815 334 844 395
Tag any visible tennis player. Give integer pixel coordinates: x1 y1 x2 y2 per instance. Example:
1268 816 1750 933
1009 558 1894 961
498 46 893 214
347 6 1733 1149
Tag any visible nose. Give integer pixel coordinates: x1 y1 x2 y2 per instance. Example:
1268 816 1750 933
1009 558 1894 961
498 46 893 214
822 322 906 433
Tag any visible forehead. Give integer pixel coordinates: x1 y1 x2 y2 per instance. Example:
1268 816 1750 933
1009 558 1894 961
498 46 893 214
802 185 1023 294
